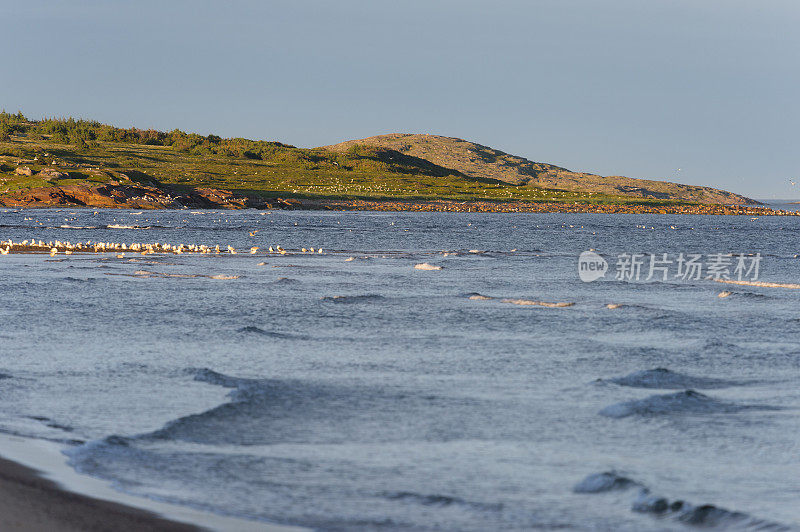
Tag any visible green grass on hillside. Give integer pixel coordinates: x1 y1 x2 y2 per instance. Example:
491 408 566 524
0 112 691 206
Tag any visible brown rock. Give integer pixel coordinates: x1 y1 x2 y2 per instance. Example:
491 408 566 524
14 166 33 176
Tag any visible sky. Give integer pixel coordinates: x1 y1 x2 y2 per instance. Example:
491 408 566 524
1 0 798 198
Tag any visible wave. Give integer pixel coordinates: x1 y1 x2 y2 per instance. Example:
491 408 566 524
143 374 341 444
738 291 775 300
105 224 168 230
270 277 299 284
716 279 800 289
62 276 103 283
467 293 492 300
603 368 754 390
27 415 74 433
576 471 790 530
382 491 503 512
598 390 778 418
320 294 386 304
236 326 309 339
604 303 657 311
502 298 574 308
573 472 641 493
702 339 742 353
59 225 100 229
414 262 442 270
110 270 239 280
113 368 496 446
632 490 790 530
189 367 252 388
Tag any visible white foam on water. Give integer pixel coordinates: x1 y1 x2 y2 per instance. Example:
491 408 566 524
414 263 442 270
502 298 574 308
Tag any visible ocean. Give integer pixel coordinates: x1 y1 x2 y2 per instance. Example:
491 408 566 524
0 208 798 531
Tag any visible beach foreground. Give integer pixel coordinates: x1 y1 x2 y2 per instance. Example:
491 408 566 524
0 434 304 532
0 455 196 532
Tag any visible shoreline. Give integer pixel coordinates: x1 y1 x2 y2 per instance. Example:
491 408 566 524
0 433 305 532
1 195 798 215
296 198 796 215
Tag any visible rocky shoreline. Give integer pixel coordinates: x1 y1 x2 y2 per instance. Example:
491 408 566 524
294 198 794 216
0 183 794 216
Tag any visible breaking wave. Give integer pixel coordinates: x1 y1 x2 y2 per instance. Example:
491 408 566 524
576 471 790 530
105 224 162 230
414 262 442 270
502 298 574 308
75 368 499 448
632 489 790 530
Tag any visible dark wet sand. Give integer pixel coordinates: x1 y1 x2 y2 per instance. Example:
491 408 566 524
0 456 201 532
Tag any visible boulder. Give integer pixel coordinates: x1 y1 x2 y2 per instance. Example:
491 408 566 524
14 166 33 176
38 167 70 180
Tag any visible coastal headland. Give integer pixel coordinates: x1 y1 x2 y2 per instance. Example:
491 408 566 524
0 112 786 215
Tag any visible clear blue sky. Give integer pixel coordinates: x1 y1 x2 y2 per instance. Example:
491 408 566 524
2 0 798 198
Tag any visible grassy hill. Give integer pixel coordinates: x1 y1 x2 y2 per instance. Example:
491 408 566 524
325 134 755 205
0 113 754 207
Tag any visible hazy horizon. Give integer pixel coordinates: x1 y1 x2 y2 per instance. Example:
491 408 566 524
1 0 797 198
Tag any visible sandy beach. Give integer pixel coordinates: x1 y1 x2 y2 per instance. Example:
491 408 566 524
0 434 305 532
0 455 198 532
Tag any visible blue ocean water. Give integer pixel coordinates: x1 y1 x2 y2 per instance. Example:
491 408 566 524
0 208 799 531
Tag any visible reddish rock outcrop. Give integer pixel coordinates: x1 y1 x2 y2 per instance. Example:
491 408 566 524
0 183 274 209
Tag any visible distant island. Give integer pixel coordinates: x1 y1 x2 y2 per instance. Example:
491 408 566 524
0 111 787 215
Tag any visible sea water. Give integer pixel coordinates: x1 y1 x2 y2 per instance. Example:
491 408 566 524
0 208 798 531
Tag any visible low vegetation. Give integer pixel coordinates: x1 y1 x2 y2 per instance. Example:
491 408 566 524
0 111 707 206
